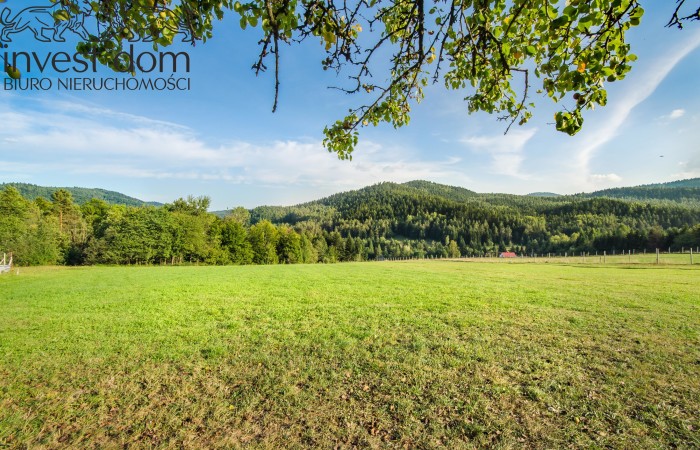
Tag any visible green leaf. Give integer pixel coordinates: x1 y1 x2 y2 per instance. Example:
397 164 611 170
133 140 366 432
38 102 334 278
4 65 21 79
551 16 569 29
53 10 71 22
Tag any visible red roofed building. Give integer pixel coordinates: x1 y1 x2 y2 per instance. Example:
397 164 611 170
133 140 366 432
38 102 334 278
499 252 517 258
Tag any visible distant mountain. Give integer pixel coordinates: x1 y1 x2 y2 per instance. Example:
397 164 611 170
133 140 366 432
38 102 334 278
278 181 569 222
228 179 700 258
643 178 700 189
527 192 561 197
584 182 700 203
188 178 700 220
211 210 232 218
154 178 700 223
0 183 161 207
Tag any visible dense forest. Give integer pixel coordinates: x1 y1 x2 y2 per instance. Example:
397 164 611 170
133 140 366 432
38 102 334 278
1 180 699 266
583 187 700 203
576 178 700 203
641 178 700 189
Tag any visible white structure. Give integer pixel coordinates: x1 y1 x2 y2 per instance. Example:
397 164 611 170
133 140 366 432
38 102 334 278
0 253 12 274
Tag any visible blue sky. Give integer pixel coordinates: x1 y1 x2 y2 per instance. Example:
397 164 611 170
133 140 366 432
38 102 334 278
1 2 699 210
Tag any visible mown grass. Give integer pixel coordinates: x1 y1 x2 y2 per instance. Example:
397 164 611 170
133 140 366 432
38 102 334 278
1 261 698 448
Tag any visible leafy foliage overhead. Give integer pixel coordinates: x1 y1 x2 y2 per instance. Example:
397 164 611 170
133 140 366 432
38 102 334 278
36 0 699 159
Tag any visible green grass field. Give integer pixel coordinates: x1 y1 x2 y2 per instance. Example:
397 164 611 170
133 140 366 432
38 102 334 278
1 262 698 448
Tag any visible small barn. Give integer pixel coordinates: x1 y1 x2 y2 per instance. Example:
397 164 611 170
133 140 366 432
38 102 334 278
499 252 517 258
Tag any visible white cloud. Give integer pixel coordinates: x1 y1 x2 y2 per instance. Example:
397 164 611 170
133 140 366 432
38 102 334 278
574 29 700 186
0 99 469 193
669 109 686 120
461 128 537 178
672 154 700 179
671 170 700 180
589 173 622 183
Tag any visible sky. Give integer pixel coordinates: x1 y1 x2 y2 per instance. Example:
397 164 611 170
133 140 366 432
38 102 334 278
1 2 699 210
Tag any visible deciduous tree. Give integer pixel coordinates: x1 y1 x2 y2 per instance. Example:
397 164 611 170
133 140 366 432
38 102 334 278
35 0 697 159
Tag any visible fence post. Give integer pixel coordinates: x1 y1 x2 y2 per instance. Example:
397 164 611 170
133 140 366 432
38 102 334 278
691 248 694 265
656 248 660 265
603 251 606 264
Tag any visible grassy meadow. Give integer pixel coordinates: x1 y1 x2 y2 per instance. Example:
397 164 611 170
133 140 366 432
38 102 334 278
1 261 699 448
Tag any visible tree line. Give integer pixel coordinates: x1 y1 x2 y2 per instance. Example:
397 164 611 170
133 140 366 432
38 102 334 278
1 183 699 266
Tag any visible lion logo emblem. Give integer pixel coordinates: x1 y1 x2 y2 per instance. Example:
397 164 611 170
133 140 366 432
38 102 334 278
0 1 92 43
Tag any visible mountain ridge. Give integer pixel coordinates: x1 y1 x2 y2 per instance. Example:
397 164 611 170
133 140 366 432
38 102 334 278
0 183 162 207
4 177 699 214
238 177 700 218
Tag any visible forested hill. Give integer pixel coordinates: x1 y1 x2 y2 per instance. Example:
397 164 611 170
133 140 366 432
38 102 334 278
583 178 700 203
2 179 699 266
0 183 161 207
527 192 561 197
287 179 700 214
247 178 700 222
645 178 700 188
405 178 700 203
243 178 700 227
294 181 699 222
401 180 478 202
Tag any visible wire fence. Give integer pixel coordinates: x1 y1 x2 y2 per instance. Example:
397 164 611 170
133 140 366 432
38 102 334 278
376 249 699 265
